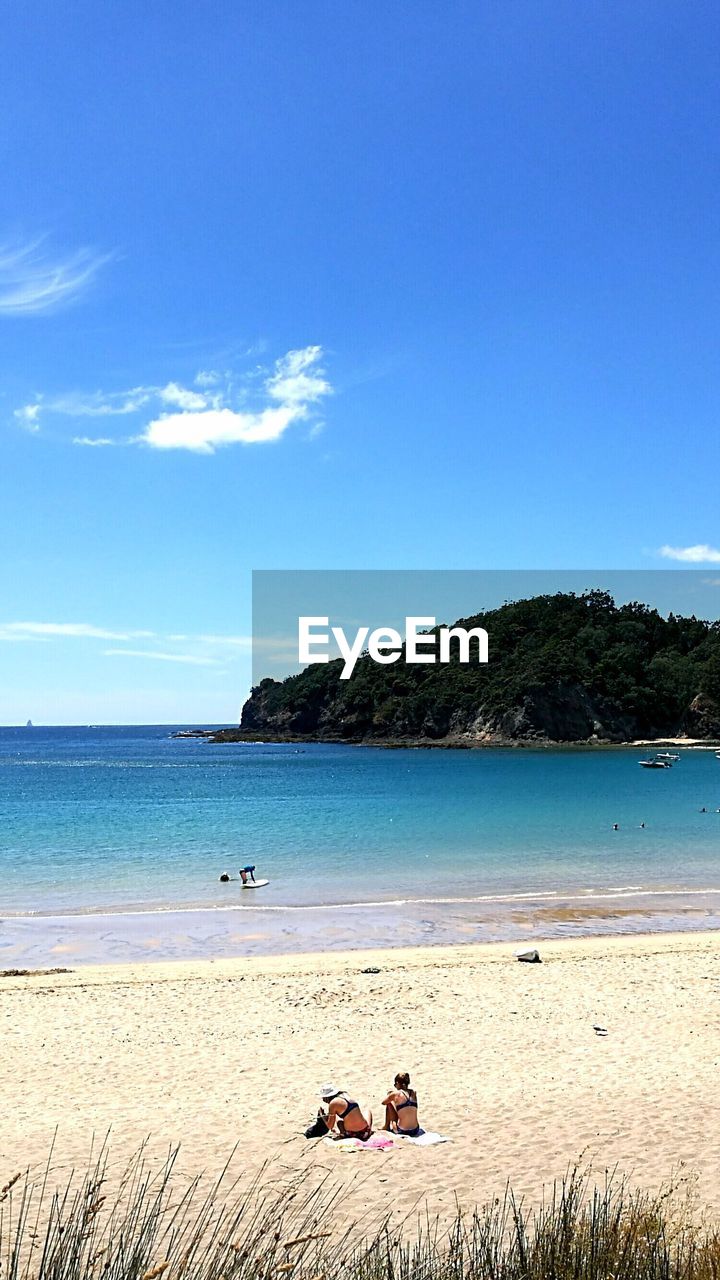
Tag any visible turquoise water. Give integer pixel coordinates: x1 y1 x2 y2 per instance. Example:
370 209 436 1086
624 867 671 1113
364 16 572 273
2 726 720 966
1 726 720 920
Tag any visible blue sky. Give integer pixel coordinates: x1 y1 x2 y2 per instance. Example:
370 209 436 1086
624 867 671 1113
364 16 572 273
2 1 720 724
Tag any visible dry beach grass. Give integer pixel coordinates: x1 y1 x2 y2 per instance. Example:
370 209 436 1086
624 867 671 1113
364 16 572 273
3 1149 720 1280
1 932 720 1232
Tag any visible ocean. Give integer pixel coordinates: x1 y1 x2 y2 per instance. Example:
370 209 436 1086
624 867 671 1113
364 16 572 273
1 725 719 964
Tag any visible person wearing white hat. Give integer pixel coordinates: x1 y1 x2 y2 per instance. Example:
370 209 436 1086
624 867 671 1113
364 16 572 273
319 1082 373 1141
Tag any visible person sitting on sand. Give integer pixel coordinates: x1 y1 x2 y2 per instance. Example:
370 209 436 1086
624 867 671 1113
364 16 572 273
319 1082 373 1141
382 1071 421 1137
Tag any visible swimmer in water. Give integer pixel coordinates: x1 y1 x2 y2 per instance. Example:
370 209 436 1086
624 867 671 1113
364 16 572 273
613 823 619 830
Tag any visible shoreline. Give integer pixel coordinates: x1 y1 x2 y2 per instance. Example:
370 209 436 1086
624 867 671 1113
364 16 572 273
3 893 720 968
3 925 719 981
6 879 720 918
180 728 720 748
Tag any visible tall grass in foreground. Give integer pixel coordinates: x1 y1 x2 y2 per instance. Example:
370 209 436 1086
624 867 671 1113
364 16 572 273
2 1147 720 1280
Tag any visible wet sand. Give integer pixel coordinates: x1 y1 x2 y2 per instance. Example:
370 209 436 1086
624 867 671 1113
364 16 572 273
4 890 720 966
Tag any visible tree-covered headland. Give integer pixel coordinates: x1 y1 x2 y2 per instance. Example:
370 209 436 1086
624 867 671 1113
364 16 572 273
231 592 720 745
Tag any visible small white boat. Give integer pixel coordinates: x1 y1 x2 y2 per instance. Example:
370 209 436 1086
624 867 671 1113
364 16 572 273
655 752 680 763
638 758 671 769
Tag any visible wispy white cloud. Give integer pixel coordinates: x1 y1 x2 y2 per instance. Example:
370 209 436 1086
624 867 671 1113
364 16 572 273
0 622 154 641
0 239 113 315
0 622 253 670
72 436 118 447
197 634 253 648
52 389 153 417
15 345 332 453
158 382 209 411
14 404 41 433
17 387 153 430
140 346 331 453
659 544 720 564
0 633 49 644
266 345 330 406
103 649 221 666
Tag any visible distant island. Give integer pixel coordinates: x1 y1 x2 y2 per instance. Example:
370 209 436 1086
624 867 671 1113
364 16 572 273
186 592 720 747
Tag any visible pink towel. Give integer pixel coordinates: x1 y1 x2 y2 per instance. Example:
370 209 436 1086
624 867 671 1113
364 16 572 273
353 1133 395 1150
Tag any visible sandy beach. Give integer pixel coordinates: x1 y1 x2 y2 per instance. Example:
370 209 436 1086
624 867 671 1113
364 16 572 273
2 931 720 1227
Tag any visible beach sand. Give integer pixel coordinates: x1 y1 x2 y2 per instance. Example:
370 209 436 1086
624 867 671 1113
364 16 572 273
2 931 719 1228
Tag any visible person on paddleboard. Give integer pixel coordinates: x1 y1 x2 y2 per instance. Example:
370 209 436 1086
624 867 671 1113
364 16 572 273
239 864 257 884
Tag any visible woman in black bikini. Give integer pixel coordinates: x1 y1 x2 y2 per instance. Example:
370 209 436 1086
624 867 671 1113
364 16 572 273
320 1082 373 1141
382 1071 421 1137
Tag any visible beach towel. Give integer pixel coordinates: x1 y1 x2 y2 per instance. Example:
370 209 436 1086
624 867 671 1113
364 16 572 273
323 1133 395 1152
394 1130 450 1146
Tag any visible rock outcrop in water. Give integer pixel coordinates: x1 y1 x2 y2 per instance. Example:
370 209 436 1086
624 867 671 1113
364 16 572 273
209 592 720 747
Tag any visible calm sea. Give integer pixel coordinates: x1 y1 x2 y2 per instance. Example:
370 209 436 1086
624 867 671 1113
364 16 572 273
1 725 719 964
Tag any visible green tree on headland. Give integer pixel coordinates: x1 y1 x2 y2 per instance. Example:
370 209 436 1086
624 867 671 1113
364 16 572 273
236 592 720 745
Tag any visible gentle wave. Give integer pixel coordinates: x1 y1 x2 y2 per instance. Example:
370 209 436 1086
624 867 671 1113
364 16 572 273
1 760 230 769
5 884 720 921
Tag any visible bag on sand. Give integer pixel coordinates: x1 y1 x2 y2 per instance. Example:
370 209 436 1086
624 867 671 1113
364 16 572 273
305 1110 330 1139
